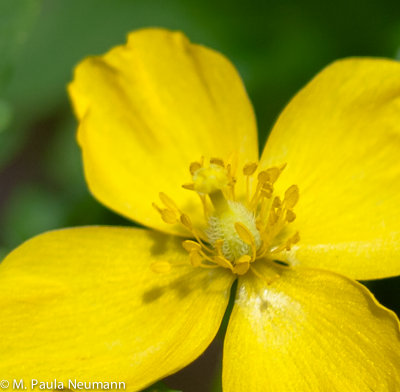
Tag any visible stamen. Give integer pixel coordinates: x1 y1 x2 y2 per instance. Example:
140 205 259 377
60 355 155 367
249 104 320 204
260 183 273 199
268 208 279 226
243 162 258 176
159 192 179 211
257 170 270 184
182 240 202 252
210 157 225 167
226 163 236 200
243 162 258 203
290 231 300 245
182 183 195 191
234 222 257 262
161 208 178 224
152 202 162 213
153 158 300 276
189 250 203 267
248 165 285 211
227 151 239 178
272 196 281 208
270 231 300 253
265 167 280 183
286 209 296 222
190 160 203 175
180 213 211 250
235 222 255 247
153 193 182 224
180 213 192 229
214 255 234 270
284 185 299 208
233 255 251 275
215 239 225 257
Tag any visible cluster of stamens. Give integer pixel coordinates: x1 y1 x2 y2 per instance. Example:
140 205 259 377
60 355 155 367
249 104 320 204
152 157 299 276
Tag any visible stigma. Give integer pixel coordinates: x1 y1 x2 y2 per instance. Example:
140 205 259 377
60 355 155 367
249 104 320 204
153 157 299 276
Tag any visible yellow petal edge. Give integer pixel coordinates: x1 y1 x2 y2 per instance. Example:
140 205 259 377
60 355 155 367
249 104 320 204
68 28 258 236
224 262 400 392
260 58 400 280
0 227 234 391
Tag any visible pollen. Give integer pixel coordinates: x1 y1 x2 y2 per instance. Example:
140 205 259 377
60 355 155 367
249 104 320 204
153 156 300 276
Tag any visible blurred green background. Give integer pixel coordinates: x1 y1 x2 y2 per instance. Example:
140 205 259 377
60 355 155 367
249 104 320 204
1 0 400 391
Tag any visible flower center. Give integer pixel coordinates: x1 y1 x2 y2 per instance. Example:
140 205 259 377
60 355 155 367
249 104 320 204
206 199 261 262
152 157 299 276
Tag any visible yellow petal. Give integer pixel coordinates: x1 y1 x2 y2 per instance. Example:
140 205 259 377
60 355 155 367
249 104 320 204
0 227 234 391
68 28 258 236
260 58 400 279
223 262 400 392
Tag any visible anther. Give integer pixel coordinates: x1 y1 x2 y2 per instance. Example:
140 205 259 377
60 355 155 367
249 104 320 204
180 213 192 229
189 251 203 267
235 222 255 246
234 222 258 262
290 231 300 244
161 209 178 224
190 161 203 175
210 157 225 167
182 183 195 191
243 162 258 176
267 167 281 183
182 240 202 252
260 183 273 199
268 209 279 225
233 255 251 275
243 162 258 203
286 210 296 222
284 185 299 208
270 231 300 253
257 170 271 184
272 196 281 208
215 239 225 257
159 192 179 211
154 158 299 276
214 255 233 270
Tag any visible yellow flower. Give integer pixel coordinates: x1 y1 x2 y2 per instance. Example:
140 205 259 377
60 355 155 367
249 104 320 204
1 28 400 391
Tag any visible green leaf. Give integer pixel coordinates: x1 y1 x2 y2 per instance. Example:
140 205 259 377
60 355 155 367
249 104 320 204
0 0 42 166
0 99 12 132
0 0 42 89
1 183 66 249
